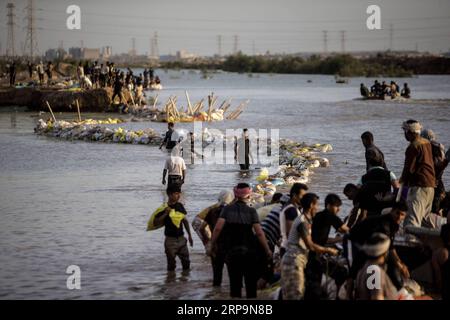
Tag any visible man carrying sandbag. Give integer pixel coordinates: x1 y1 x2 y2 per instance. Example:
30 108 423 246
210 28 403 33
151 185 193 272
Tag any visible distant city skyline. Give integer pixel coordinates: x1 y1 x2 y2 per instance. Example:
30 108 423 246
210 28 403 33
1 0 450 57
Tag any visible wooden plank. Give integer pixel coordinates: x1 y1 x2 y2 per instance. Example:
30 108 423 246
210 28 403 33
75 99 82 122
45 101 57 122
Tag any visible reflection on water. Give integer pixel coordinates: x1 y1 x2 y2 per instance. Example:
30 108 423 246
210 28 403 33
0 72 449 299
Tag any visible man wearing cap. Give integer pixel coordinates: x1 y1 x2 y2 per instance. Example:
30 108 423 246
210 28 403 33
208 183 272 298
400 119 436 228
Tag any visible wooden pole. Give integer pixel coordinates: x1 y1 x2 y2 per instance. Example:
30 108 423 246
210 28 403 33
185 91 193 115
45 101 57 122
152 94 159 109
75 99 82 122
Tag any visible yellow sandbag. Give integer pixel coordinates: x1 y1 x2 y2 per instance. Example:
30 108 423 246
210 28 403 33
147 203 168 231
169 209 186 228
197 203 219 220
256 168 269 181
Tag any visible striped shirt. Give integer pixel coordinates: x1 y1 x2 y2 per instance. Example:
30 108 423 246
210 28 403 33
261 203 283 250
287 214 312 255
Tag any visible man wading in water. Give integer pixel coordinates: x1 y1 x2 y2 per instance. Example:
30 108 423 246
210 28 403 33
235 128 253 172
154 185 193 272
160 122 177 152
208 183 272 298
400 120 436 229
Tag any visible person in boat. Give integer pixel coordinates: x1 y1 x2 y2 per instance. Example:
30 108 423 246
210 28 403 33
348 201 409 298
421 129 449 214
154 185 193 272
198 190 234 287
208 183 272 299
390 81 399 98
432 223 450 300
357 155 400 218
361 131 387 171
370 80 381 97
355 233 398 300
381 81 389 96
400 120 436 229
155 76 161 85
401 83 411 98
162 146 186 190
279 183 309 257
305 194 349 300
281 193 338 300
360 83 369 98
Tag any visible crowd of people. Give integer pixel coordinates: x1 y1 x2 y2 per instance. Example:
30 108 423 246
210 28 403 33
4 60 54 87
360 80 411 99
3 59 161 109
150 118 450 300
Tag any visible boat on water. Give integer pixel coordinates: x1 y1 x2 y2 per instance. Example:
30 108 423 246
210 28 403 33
362 94 409 101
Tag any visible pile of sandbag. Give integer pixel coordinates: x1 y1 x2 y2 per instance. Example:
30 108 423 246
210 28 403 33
251 139 333 203
34 119 162 145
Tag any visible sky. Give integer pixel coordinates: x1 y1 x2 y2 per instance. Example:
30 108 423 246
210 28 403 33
1 0 450 56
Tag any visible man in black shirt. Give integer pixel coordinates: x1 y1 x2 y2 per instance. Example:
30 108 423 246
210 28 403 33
361 131 387 171
160 122 177 151
208 183 272 298
154 185 193 272
305 194 349 300
358 156 399 218
235 128 252 171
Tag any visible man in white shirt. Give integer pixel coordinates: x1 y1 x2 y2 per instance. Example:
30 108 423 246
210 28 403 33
162 148 187 190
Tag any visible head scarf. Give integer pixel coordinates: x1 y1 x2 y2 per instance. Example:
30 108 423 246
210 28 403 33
402 120 422 134
233 185 252 199
361 233 391 258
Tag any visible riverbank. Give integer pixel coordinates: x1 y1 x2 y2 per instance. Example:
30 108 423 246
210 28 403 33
161 53 450 77
0 86 112 112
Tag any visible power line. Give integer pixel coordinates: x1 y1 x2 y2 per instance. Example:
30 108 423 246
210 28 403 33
217 35 222 56
340 30 346 53
322 30 328 53
6 3 15 57
233 35 239 54
389 23 394 51
24 0 39 58
39 9 450 24
130 37 136 56
39 16 450 35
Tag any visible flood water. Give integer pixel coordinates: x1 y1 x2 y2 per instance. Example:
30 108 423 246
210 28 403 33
0 71 449 299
